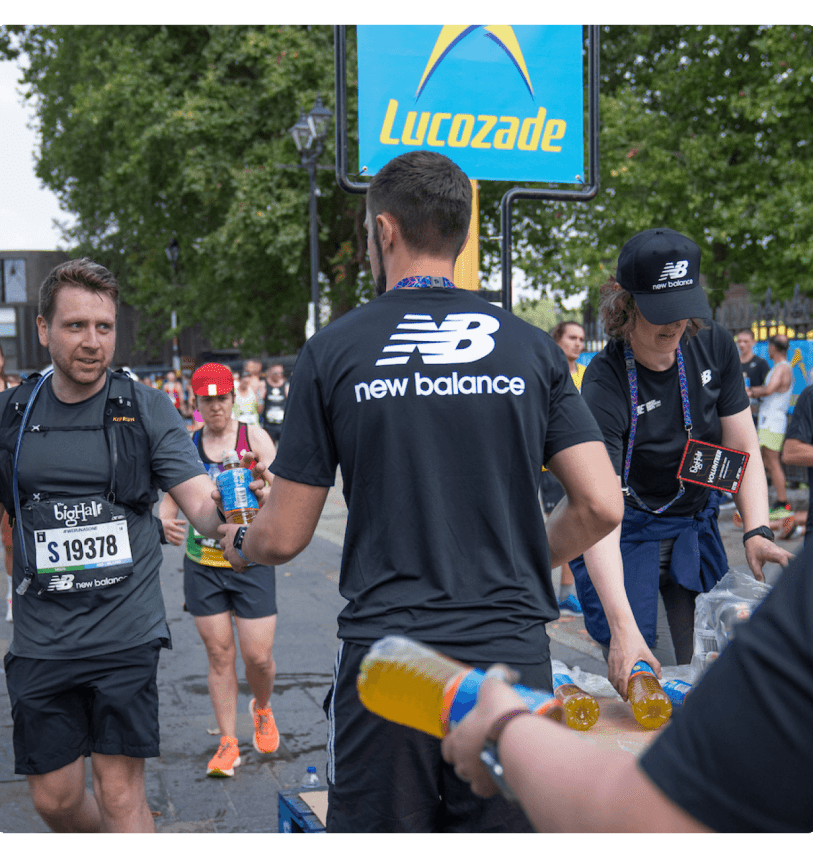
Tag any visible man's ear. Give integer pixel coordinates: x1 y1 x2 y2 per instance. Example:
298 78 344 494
375 212 398 250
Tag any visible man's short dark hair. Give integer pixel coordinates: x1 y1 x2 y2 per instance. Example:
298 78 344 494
550 321 585 343
770 334 789 354
367 151 472 260
39 258 119 325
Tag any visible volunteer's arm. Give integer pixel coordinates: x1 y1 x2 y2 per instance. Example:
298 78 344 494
219 475 329 569
544 441 624 568
576 476 661 698
440 673 710 833
721 407 793 580
782 437 813 467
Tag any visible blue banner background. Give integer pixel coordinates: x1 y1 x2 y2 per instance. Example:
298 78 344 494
357 25 584 182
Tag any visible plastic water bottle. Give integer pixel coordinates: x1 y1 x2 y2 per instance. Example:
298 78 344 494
627 661 672 730
216 449 259 524
301 766 320 789
552 669 600 731
356 635 562 739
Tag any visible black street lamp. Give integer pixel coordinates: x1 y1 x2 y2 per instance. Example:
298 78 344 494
165 238 180 373
289 96 333 336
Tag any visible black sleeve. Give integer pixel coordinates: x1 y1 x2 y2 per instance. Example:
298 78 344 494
638 545 813 832
786 385 813 444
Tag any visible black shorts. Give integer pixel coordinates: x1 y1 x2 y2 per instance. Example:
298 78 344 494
183 555 277 619
324 640 552 832
3 639 162 776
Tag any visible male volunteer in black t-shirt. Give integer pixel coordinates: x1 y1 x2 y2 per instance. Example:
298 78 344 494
219 151 637 832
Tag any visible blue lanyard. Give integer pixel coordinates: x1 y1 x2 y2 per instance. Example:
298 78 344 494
622 344 692 514
392 276 456 290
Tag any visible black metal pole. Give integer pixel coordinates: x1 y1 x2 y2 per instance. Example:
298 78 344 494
307 158 321 333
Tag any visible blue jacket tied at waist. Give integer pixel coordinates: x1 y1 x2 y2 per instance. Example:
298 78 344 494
569 492 726 647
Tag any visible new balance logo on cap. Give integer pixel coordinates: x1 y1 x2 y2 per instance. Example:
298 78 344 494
376 313 499 366
659 261 690 281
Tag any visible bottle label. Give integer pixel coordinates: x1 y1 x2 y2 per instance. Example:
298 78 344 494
629 661 657 679
662 679 692 707
443 669 560 732
216 468 259 514
552 673 572 689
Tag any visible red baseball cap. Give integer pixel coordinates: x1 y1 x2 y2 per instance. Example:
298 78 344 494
191 363 234 396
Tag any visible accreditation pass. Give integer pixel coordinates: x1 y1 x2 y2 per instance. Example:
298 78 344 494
35 520 133 573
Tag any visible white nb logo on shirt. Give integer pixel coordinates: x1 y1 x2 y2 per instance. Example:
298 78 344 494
376 313 499 366
701 369 712 386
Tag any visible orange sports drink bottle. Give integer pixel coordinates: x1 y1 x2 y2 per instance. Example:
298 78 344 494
356 635 562 739
627 661 672 730
552 670 600 731
216 449 259 525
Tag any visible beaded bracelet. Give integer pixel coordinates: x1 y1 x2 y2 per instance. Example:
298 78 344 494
485 708 533 746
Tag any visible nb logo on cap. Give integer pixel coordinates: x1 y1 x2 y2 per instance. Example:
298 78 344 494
659 260 690 281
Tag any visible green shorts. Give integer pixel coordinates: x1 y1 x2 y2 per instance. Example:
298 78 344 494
758 428 785 452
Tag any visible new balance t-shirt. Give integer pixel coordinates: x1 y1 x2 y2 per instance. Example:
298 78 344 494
270 288 604 664
581 321 749 517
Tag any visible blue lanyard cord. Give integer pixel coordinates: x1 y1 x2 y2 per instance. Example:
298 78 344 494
622 344 692 515
13 369 53 595
392 276 456 290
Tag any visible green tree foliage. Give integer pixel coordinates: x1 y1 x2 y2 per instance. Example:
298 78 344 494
477 25 813 313
4 24 371 354
4 25 811 342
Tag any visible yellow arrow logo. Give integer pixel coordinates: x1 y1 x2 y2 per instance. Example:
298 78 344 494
416 25 535 99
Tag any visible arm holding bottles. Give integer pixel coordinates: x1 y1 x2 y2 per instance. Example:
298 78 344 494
576 483 661 699
440 672 710 833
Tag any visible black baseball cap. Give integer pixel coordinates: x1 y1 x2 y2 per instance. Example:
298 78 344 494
616 227 711 325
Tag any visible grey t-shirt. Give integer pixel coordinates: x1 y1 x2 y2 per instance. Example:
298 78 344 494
8 372 206 659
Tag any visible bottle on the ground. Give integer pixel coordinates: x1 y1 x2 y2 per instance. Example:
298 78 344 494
627 661 672 730
216 449 259 524
356 635 562 739
552 669 600 731
661 678 692 709
301 766 321 789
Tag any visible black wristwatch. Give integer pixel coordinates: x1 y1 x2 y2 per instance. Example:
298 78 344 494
743 525 775 544
232 526 249 560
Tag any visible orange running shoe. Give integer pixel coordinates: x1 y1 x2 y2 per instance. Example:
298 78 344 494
249 697 280 754
207 735 241 777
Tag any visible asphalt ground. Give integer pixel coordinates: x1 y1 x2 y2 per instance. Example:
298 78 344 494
0 477 804 835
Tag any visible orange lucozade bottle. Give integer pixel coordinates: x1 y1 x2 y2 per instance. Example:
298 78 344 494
356 635 562 739
627 661 672 730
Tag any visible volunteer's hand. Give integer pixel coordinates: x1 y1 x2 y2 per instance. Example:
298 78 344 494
607 626 661 701
744 534 792 583
441 666 525 798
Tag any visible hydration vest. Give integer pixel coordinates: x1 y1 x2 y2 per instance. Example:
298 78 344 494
0 369 157 521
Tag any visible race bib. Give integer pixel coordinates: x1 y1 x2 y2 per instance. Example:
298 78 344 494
266 406 284 423
32 497 134 594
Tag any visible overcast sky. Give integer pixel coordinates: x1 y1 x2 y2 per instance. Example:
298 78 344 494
0 57 74 251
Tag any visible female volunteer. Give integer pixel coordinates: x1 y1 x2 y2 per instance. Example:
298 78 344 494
570 228 791 694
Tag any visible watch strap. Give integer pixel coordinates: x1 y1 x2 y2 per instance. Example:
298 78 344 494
743 525 775 544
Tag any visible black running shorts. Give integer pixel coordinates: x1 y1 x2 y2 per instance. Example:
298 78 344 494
183 556 277 619
4 639 162 776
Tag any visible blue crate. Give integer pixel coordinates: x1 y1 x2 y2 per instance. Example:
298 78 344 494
278 787 328 833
